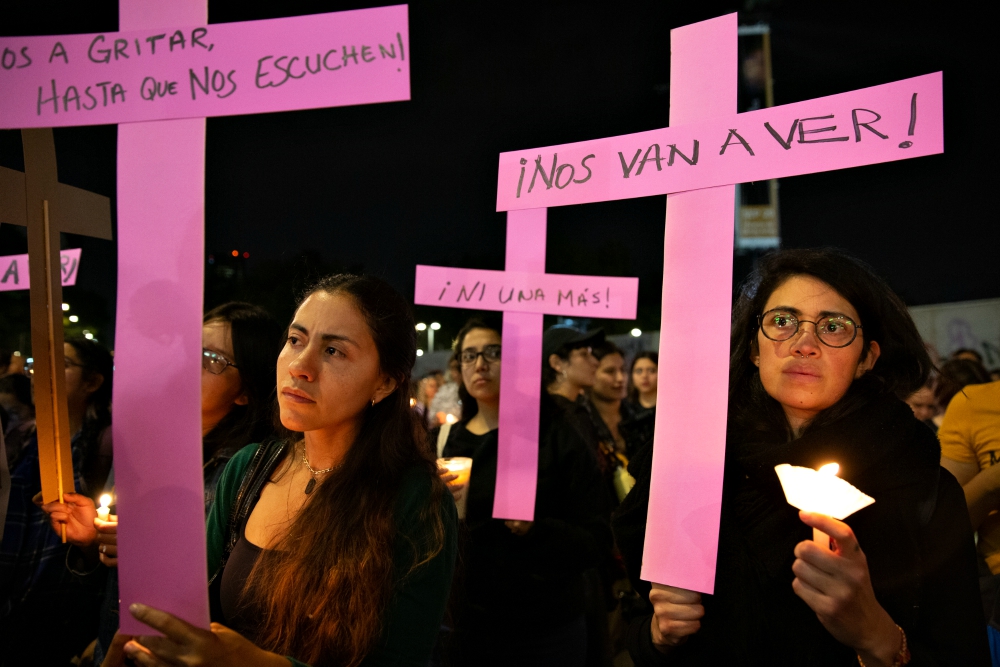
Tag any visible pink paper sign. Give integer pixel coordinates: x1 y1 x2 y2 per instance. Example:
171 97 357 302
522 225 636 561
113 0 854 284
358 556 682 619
414 265 638 318
0 247 81 291
495 72 942 211
0 5 409 129
414 208 640 520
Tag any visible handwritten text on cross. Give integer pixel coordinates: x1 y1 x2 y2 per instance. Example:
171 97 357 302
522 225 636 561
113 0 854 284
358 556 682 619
495 73 941 211
0 248 81 291
0 5 409 128
415 266 638 319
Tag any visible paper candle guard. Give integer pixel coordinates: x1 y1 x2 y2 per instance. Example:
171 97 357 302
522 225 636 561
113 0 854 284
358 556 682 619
774 463 874 520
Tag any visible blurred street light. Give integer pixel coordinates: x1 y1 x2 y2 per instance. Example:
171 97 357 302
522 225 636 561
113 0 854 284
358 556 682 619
631 328 642 337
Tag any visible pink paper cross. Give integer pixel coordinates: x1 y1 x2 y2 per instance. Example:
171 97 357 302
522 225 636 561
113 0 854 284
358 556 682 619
414 208 639 520
495 14 943 592
1 2 410 631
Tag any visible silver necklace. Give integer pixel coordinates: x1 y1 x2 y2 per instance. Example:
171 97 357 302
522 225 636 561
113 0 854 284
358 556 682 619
301 446 341 494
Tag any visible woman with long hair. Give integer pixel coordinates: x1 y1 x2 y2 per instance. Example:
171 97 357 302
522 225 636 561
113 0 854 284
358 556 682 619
108 274 457 667
434 317 611 667
614 249 987 665
628 351 658 411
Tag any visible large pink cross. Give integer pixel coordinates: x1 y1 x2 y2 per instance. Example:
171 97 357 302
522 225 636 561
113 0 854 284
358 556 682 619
495 14 943 593
1 2 410 631
414 208 639 519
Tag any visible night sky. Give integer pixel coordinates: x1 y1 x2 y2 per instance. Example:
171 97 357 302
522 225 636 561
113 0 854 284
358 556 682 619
1 0 996 353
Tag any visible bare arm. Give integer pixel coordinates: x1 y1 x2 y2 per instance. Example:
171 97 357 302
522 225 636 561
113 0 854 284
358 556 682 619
941 456 1000 530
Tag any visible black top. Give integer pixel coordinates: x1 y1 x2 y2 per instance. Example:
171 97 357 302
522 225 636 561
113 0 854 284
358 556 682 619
439 395 612 636
219 508 265 641
613 394 990 666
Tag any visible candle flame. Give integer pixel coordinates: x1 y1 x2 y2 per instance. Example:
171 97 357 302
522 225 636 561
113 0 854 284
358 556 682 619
818 463 840 476
99 493 112 509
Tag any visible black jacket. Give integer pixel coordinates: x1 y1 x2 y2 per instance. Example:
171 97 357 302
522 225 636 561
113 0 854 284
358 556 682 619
613 394 989 666
439 394 612 636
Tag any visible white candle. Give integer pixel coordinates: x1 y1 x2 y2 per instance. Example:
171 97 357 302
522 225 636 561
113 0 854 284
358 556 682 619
774 462 875 551
97 493 112 522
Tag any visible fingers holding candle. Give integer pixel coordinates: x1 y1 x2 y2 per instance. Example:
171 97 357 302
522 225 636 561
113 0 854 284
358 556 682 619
95 514 119 567
437 457 472 518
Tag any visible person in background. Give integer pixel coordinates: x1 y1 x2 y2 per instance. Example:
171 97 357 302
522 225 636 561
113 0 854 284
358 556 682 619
0 337 113 666
429 354 463 426
629 352 658 412
938 379 1000 659
588 341 655 470
543 325 605 454
435 318 611 667
614 248 986 665
0 373 35 471
40 302 282 664
953 348 985 365
933 358 992 430
414 373 439 428
104 274 457 667
904 379 939 431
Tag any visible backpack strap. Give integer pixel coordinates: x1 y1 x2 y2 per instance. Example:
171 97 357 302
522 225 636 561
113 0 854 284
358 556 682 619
222 438 288 567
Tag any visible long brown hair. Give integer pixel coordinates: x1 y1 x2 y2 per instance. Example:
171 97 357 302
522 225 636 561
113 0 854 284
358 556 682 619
243 274 448 666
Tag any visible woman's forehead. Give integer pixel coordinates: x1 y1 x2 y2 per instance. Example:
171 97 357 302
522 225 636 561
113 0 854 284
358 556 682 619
764 275 859 319
462 328 500 348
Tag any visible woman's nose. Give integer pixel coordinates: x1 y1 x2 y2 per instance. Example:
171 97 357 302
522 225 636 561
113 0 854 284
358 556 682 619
789 323 822 357
287 351 315 380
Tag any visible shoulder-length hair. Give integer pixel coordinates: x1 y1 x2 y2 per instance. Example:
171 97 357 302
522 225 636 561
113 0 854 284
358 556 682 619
728 248 931 439
452 316 502 422
244 274 447 666
202 302 282 458
627 350 658 402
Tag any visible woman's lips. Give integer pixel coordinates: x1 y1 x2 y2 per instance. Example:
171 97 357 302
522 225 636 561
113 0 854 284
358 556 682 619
783 363 821 380
281 388 315 403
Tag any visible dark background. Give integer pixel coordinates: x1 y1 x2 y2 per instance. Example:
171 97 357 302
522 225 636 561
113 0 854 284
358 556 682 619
1 0 996 355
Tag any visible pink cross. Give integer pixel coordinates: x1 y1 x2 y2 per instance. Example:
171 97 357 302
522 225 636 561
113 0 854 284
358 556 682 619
495 14 943 593
1 1 411 631
414 208 639 519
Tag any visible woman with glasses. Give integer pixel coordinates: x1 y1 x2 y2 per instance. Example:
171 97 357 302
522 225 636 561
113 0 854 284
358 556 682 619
40 302 281 664
1 337 114 665
613 248 986 665
434 318 611 667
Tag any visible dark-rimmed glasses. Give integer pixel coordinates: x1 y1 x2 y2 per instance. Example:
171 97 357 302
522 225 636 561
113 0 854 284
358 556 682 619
202 349 238 375
757 309 861 348
460 345 501 366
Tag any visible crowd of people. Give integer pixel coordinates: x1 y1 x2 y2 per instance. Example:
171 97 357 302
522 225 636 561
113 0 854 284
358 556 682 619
0 246 996 666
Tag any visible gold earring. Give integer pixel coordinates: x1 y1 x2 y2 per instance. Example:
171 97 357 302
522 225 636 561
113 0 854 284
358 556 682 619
371 398 376 407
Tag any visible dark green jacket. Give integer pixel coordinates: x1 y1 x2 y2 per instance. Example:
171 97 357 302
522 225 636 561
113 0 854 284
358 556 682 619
206 442 458 667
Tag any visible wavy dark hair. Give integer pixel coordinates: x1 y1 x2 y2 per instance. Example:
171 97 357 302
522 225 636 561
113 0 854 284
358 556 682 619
202 302 282 461
65 337 114 493
728 248 931 440
628 350 658 403
934 358 991 409
451 317 502 422
243 274 447 667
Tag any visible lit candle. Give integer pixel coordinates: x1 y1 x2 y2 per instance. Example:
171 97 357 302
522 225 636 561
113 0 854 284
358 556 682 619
774 462 874 551
437 456 473 519
97 493 112 522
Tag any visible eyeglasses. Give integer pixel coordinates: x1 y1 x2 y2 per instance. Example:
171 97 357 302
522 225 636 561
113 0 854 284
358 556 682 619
24 358 86 375
202 349 238 375
460 344 501 366
758 309 861 348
